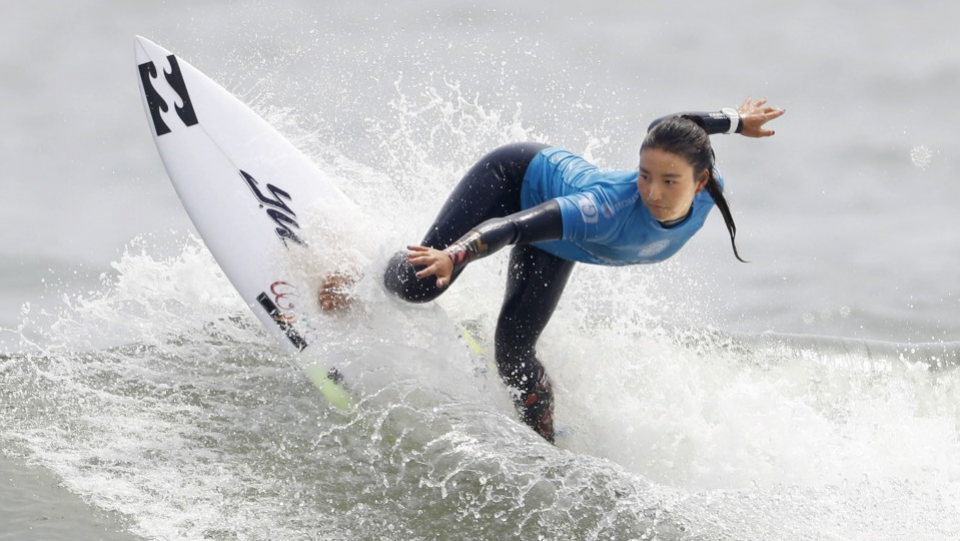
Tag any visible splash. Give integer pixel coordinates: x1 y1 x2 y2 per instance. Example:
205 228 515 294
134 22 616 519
6 31 960 541
238 58 960 540
910 145 934 170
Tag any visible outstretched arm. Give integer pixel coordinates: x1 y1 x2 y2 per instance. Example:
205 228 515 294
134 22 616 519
648 97 785 138
407 200 563 288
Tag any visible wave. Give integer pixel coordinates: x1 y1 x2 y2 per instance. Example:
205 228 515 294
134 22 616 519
3 232 959 540
4 47 959 538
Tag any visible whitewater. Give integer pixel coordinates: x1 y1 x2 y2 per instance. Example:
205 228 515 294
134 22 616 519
2 1 959 539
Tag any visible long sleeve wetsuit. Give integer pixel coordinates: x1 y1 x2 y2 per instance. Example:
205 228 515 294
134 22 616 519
382 110 739 442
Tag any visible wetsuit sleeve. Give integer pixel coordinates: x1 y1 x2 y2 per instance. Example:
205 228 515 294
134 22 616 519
648 110 742 135
444 200 563 271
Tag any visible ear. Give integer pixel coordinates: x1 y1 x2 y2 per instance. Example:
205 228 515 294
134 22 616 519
694 169 710 193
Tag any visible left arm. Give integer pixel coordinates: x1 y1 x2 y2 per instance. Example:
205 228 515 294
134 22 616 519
648 97 785 138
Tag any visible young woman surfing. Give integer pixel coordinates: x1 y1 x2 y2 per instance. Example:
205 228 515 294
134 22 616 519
321 98 784 442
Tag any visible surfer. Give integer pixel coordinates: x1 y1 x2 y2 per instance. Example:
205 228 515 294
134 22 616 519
321 98 784 443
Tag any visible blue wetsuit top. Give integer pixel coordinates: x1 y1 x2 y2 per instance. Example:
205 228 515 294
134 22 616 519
520 147 723 266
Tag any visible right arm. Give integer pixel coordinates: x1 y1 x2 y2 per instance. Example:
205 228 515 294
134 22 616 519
407 200 563 288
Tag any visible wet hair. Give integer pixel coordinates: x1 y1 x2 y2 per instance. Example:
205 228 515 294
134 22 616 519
641 115 746 262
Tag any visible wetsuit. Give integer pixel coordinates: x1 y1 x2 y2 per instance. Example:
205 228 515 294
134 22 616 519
383 111 739 442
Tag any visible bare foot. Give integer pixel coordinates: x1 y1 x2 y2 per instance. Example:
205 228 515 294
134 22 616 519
318 271 357 312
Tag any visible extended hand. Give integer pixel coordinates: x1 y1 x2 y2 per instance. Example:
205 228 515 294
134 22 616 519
738 97 785 138
318 271 357 312
407 245 454 288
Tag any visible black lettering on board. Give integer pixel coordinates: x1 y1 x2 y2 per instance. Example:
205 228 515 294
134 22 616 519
240 170 306 248
256 292 308 351
137 54 198 136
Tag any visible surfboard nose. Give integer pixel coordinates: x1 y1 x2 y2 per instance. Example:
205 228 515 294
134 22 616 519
134 35 173 64
134 35 152 53
134 35 160 48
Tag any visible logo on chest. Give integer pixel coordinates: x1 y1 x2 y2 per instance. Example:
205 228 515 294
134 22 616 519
638 240 670 258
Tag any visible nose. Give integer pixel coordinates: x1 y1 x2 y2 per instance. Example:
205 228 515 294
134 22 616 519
647 184 661 202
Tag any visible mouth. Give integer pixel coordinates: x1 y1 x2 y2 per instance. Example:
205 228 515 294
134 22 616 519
645 204 677 220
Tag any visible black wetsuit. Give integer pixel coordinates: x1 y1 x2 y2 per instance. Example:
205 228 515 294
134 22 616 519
382 111 742 442
383 142 566 441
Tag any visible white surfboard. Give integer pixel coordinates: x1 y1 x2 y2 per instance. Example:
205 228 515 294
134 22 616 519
134 36 506 425
134 35 354 404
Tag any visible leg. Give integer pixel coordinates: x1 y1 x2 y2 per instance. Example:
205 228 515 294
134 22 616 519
495 244 575 443
383 142 549 303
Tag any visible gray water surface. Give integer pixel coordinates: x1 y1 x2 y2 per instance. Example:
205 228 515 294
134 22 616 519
2 1 959 539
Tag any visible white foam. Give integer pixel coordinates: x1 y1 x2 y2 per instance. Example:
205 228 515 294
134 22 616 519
4 40 960 541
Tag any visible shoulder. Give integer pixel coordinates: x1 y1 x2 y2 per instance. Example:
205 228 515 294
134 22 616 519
531 149 638 198
539 147 594 170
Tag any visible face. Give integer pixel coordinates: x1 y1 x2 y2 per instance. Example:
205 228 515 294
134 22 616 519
637 148 709 223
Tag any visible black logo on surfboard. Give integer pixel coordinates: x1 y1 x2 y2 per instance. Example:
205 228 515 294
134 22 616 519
240 170 306 248
138 55 198 136
256 292 308 351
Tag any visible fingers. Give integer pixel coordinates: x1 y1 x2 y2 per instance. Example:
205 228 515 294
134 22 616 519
407 253 443 268
406 245 432 263
406 246 432 261
322 276 344 289
414 263 438 279
745 125 777 138
755 108 785 123
737 98 786 138
740 96 766 112
414 263 452 288
319 273 354 312
739 96 783 115
404 245 452 287
406 253 432 266
757 107 785 135
406 245 449 264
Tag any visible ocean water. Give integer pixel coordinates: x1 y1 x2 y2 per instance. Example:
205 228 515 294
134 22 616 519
2 0 959 539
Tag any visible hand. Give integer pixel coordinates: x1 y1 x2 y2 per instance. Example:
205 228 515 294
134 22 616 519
737 97 785 138
406 245 454 288
318 271 357 312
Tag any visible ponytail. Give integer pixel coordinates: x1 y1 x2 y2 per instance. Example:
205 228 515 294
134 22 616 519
704 169 747 263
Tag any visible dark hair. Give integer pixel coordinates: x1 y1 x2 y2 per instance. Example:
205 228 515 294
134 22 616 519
641 115 746 262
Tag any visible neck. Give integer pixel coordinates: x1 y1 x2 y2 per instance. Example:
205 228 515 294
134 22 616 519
658 207 692 228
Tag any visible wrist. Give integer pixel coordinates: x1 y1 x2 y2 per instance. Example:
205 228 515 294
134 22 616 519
721 107 743 134
444 230 483 270
444 246 468 269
